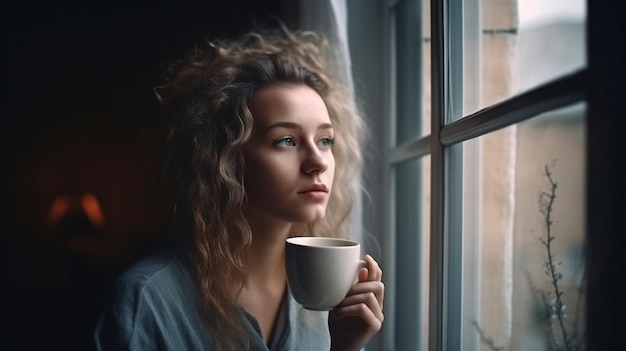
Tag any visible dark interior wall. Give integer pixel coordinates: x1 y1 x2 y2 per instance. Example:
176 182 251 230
0 1 283 349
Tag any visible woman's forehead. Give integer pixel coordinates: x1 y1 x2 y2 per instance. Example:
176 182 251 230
250 83 331 130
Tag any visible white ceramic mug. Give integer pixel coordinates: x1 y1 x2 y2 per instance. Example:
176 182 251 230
285 236 366 311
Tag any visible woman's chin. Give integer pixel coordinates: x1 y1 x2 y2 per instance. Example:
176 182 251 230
291 211 326 225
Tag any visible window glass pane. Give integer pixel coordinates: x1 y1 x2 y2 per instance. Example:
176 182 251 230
460 102 586 350
421 0 431 136
394 0 430 144
393 155 430 350
517 0 586 92
449 0 586 120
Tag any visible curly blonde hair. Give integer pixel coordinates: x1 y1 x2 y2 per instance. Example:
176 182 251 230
154 25 365 350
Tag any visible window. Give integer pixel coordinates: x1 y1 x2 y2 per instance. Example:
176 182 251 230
349 0 623 350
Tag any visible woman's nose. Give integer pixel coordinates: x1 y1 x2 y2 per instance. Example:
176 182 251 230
301 145 329 175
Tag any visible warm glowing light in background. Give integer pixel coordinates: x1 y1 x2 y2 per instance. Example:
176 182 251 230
46 196 70 225
81 193 105 228
45 193 105 230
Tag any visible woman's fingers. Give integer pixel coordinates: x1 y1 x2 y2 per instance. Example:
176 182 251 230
334 289 384 319
332 254 385 318
343 281 385 308
327 255 385 351
331 300 384 331
353 255 384 309
334 280 385 326
363 255 382 282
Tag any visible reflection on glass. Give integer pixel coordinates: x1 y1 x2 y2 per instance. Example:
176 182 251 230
422 0 431 136
394 155 430 350
449 0 586 120
517 0 586 92
461 103 586 350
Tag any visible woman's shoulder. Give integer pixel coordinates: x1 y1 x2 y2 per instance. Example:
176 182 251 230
111 248 193 301
94 248 207 350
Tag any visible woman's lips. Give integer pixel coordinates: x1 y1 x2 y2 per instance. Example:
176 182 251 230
298 184 328 200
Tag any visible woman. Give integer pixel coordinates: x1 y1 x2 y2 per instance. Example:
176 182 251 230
94 26 384 351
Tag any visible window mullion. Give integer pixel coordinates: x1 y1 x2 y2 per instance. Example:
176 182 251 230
429 0 446 350
440 70 587 146
445 0 465 349
392 1 426 350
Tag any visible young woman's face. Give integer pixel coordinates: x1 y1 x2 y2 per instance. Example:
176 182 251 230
243 83 335 225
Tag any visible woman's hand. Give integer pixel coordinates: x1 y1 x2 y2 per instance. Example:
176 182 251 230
328 254 384 351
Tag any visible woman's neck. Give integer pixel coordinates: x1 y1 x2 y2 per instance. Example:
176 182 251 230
238 217 291 345
242 210 292 288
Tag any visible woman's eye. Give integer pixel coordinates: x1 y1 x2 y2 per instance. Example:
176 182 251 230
274 137 296 148
318 137 334 149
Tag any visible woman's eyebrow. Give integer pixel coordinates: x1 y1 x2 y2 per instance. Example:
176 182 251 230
263 121 334 133
263 121 302 133
317 123 334 131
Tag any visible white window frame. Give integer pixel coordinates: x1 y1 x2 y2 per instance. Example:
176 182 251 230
348 0 623 350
